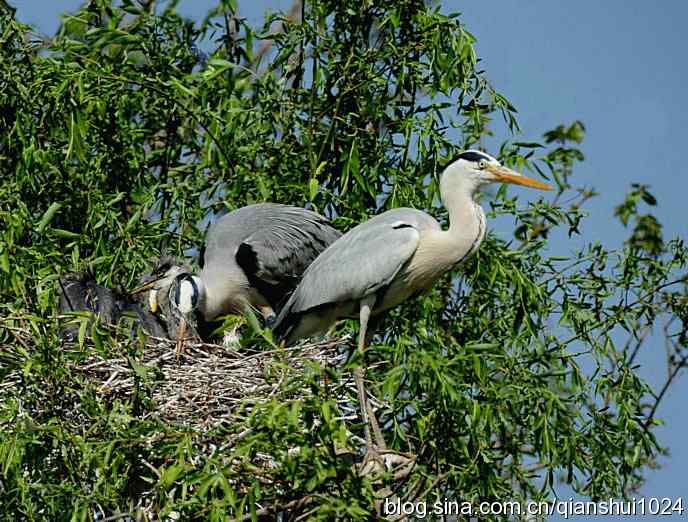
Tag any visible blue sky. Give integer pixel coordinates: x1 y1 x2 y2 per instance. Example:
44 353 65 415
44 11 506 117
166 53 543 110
12 0 688 516
460 3 688 516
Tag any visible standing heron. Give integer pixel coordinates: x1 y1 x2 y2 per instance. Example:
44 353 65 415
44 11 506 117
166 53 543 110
273 150 552 455
133 203 342 345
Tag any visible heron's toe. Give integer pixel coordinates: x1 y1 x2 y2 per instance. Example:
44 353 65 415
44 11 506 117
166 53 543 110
265 314 277 327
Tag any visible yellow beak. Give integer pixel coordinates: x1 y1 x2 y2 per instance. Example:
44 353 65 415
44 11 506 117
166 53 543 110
148 289 159 314
486 165 553 190
131 279 160 314
131 280 156 294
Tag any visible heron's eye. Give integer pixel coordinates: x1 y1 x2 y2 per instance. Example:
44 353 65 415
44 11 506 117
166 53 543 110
478 160 487 170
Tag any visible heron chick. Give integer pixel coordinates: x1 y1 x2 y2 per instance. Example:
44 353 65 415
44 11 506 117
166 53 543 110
133 203 342 345
58 271 168 340
135 256 190 314
273 150 552 457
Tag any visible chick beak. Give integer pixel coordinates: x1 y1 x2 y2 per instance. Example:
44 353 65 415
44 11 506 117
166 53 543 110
131 279 157 294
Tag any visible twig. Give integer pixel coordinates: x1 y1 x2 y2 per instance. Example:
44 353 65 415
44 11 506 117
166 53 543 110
232 494 313 521
644 352 688 429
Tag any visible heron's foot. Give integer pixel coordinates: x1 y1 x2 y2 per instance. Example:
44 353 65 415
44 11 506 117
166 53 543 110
360 443 384 475
359 447 416 482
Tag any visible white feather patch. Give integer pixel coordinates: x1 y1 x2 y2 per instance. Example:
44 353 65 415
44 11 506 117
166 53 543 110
177 280 196 314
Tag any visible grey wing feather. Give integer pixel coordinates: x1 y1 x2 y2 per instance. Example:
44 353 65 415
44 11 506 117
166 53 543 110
204 203 341 284
282 208 435 316
242 208 342 284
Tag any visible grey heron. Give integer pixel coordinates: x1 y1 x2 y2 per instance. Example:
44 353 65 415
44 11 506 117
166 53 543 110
133 203 342 345
273 150 552 456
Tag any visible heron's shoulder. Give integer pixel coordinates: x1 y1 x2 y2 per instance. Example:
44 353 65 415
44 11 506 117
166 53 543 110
303 210 423 270
278 212 424 319
219 203 328 222
211 203 335 239
363 207 440 231
205 204 291 249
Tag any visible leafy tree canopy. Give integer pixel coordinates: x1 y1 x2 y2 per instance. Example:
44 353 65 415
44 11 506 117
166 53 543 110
0 0 686 519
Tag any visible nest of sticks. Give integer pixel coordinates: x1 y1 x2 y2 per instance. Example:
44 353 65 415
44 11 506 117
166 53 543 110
1 321 418 519
73 335 356 428
0 318 360 430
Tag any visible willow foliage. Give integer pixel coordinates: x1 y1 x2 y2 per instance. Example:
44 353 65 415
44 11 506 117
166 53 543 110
0 0 686 519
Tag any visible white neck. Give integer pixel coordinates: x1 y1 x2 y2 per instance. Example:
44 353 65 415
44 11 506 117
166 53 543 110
395 168 486 299
439 166 484 239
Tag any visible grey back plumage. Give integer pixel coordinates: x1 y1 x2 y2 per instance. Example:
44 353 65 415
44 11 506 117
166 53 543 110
273 208 440 340
204 203 342 307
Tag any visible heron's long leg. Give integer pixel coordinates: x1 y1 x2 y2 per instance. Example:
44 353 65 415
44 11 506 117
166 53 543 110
354 306 372 451
364 316 386 450
353 367 372 450
355 297 386 453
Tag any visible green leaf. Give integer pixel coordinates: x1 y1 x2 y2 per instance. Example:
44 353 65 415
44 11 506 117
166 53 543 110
78 317 88 347
50 229 81 239
169 78 196 98
66 111 86 162
308 178 319 201
125 209 142 232
36 203 62 233
128 357 152 381
160 462 186 488
0 248 9 273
